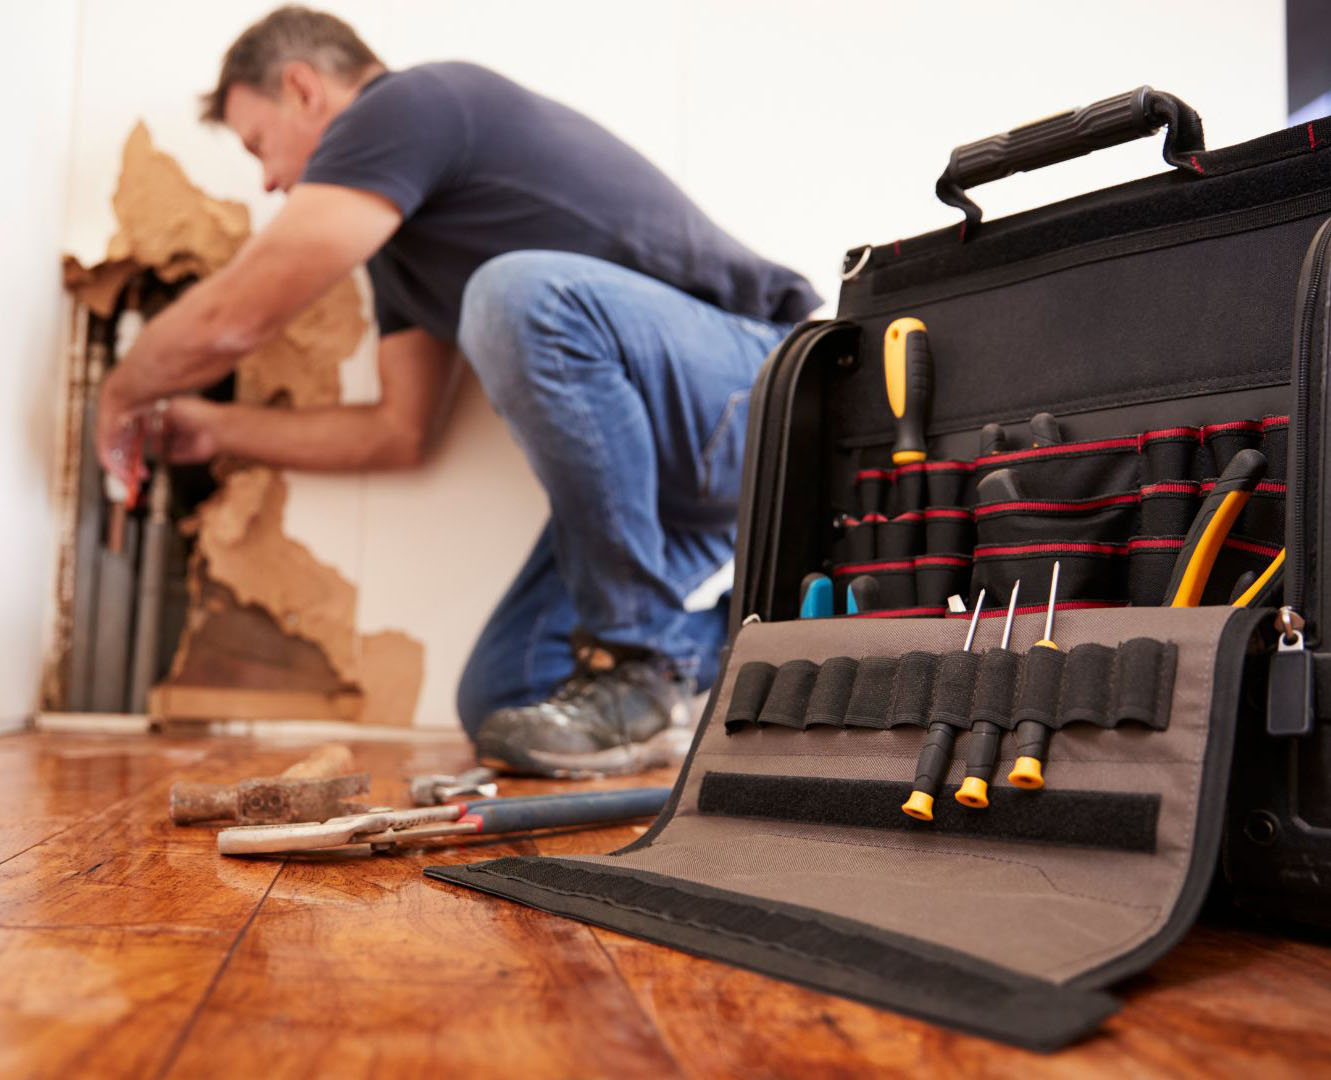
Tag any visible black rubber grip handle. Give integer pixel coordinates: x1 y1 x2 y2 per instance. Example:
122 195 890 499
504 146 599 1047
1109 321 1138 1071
913 722 958 797
896 329 933 462
936 86 1205 232
963 721 1004 784
1012 719 1052 762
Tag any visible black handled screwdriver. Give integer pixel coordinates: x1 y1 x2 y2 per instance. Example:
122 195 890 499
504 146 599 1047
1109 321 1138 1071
956 580 1021 809
903 590 985 822
1009 561 1060 790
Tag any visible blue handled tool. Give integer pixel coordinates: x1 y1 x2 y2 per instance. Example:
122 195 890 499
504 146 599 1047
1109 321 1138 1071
799 572 834 618
218 787 672 855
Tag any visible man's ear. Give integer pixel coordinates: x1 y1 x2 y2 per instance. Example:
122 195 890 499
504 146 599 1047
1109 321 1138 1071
281 60 326 114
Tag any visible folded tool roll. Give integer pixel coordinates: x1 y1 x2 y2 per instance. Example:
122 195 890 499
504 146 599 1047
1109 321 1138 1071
431 88 1331 1050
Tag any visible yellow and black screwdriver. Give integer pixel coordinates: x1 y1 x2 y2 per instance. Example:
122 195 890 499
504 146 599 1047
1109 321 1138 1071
884 317 934 465
1009 561 1061 791
1164 448 1267 607
956 581 1021 809
902 589 985 821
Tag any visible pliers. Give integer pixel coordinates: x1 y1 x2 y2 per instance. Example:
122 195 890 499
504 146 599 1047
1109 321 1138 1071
218 787 671 856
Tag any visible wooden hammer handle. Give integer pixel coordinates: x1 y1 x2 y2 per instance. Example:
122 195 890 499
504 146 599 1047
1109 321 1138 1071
170 783 237 824
279 744 354 780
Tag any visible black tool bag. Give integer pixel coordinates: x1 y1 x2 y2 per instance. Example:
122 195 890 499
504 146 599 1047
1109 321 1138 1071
430 88 1331 1050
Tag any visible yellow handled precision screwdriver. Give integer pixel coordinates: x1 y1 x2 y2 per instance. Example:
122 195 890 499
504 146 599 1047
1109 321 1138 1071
884 318 933 466
956 580 1021 809
1009 561 1060 790
903 590 985 821
1164 448 1267 607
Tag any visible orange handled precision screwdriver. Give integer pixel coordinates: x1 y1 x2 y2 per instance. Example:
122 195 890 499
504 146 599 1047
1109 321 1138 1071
1009 561 1060 790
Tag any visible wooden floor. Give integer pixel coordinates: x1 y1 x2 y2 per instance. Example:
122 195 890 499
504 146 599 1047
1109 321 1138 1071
2 732 1331 1078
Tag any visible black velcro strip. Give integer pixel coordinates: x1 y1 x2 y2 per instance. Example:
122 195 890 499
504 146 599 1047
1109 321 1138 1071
1112 639 1178 729
929 650 981 729
725 661 777 733
844 656 898 728
427 857 1118 1052
971 649 1021 730
758 660 819 728
892 652 939 727
1057 644 1115 728
806 656 858 727
1013 646 1065 727
697 771 1159 853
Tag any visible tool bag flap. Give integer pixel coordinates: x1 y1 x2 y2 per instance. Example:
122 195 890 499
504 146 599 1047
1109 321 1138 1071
432 94 1316 1049
431 605 1266 1051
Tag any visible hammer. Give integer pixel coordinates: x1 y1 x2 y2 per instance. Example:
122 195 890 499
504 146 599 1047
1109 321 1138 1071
170 743 370 825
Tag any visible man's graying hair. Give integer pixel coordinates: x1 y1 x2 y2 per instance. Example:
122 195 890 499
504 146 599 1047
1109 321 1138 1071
200 6 382 123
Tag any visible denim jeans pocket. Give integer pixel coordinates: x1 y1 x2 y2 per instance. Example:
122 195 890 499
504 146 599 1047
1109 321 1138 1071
699 388 751 507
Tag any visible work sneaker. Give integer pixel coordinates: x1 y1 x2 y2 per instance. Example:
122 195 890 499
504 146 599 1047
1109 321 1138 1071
474 636 696 779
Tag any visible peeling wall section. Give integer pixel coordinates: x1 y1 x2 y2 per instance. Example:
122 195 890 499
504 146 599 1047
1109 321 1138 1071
63 123 425 725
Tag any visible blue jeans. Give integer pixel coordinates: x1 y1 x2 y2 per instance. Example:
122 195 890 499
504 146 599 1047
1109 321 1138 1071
454 251 790 737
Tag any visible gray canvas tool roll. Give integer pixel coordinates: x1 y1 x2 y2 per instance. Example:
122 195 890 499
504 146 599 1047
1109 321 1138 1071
429 605 1265 1051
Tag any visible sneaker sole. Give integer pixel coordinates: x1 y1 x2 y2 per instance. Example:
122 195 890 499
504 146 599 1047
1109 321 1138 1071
478 723 693 781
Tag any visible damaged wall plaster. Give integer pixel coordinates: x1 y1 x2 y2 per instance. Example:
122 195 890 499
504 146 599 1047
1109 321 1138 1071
195 467 358 680
65 122 425 725
189 467 424 723
66 122 362 411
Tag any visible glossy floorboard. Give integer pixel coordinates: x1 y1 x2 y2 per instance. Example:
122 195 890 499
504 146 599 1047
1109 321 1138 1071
2 731 1329 1078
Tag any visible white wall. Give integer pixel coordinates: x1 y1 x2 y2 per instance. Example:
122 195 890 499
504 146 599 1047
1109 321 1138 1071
36 0 1291 726
64 1 1290 308
0 1 79 728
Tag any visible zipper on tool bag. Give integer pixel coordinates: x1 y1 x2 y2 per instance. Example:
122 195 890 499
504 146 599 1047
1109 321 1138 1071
1287 217 1331 635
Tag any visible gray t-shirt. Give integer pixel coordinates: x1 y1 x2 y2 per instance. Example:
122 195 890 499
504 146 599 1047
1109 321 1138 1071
302 62 821 338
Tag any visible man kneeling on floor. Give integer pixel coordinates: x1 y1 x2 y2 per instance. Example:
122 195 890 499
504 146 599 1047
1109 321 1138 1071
97 5 820 776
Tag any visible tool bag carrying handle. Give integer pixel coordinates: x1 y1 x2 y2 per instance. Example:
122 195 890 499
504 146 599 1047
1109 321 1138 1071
935 86 1206 233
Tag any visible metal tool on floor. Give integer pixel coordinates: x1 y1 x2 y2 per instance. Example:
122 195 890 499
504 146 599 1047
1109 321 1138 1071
956 580 1022 809
902 590 986 821
218 787 673 856
171 743 368 825
409 766 499 805
1009 562 1061 790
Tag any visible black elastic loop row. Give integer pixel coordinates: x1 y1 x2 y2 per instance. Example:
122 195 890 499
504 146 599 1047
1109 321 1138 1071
699 771 1160 854
726 639 1176 736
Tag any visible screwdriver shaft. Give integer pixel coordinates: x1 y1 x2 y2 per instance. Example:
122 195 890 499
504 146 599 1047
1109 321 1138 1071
963 589 987 652
1000 582 1021 650
1042 562 1060 643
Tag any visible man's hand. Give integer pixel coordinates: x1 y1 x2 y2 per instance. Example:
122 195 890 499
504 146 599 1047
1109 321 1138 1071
105 183 402 425
112 332 462 474
161 396 225 464
96 367 149 488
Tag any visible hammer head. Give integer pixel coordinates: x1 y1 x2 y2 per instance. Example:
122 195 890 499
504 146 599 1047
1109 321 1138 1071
171 773 371 825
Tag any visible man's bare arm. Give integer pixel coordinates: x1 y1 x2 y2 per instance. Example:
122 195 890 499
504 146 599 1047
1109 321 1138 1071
98 183 402 474
164 330 461 471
